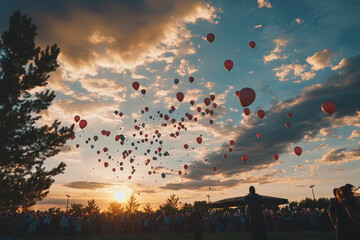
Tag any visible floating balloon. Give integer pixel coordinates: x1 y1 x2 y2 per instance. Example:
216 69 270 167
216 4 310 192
204 98 211 106
184 144 188 149
230 140 235 145
287 112 292 118
141 89 146 95
74 115 80 122
285 122 290 128
161 173 166 178
257 133 261 138
244 108 250 116
189 76 194 83
196 137 203 144
132 82 140 90
174 78 179 84
178 171 182 175
79 119 87 129
212 167 217 171
103 147 108 152
70 135 75 140
190 100 195 105
242 155 248 162
321 100 336 115
93 136 98 141
249 41 256 49
238 88 256 107
294 147 302 156
184 164 188 169
210 95 215 101
257 110 265 119
207 33 215 43
104 162 109 168
273 154 279 160
176 92 184 102
224 60 233 71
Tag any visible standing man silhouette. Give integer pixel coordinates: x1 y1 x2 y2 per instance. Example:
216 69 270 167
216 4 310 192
191 206 202 240
245 186 268 240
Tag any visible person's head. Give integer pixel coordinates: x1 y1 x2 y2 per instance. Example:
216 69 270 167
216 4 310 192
249 186 255 194
333 188 338 197
336 185 353 203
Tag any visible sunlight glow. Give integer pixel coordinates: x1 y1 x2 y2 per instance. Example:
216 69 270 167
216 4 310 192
115 191 126 202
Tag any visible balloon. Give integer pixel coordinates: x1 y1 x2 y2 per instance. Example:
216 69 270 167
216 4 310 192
196 137 202 144
229 148 232 152
174 78 179 84
178 171 182 175
273 154 279 160
244 108 250 116
257 110 265 119
128 176 132 180
148 171 152 175
285 122 290 128
197 107 201 112
213 103 217 108
238 88 256 107
210 95 215 101
242 155 248 162
257 133 261 138
204 98 211 106
294 147 302 156
70 135 75 140
321 100 336 115
224 154 227 158
189 76 194 83
207 33 215 43
209 120 214 125
103 147 108 152
141 89 146 95
230 140 235 145
176 92 184 102
224 60 233 71
104 162 109 168
74 115 80 122
249 41 256 49
184 164 188 169
132 82 140 90
184 144 188 149
79 119 87 129
212 167 217 171
287 112 292 118
76 144 79 148
93 136 98 141
161 173 166 178
190 100 195 105
235 91 240 97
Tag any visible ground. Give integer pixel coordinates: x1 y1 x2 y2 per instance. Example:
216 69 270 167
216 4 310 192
33 232 335 240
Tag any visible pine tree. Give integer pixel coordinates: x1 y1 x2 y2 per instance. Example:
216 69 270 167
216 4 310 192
69 202 84 215
0 11 74 210
84 199 100 214
159 194 179 216
126 195 139 214
143 202 153 214
107 201 124 215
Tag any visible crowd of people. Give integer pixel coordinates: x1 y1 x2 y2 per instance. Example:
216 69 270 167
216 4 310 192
0 184 358 240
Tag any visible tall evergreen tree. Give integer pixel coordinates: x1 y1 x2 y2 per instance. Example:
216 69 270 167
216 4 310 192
126 195 139 214
0 11 74 210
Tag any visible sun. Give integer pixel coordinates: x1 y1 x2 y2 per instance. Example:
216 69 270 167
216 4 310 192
115 191 126 202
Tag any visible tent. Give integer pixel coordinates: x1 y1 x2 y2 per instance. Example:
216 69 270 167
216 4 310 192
207 195 288 208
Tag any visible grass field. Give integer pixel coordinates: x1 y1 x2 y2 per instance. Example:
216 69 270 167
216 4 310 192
34 231 335 240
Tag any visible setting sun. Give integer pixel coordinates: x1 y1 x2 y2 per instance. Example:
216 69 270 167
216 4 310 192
115 191 126 202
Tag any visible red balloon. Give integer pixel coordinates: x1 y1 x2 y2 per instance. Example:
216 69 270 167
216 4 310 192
74 115 80 122
242 155 248 162
190 100 195 105
79 119 87 129
294 147 302 156
244 108 250 116
230 140 235 145
273 154 279 160
196 137 203 144
224 60 233 71
178 171 182 175
148 171 152 175
103 147 108 152
112 168 116 172
204 98 211 106
184 144 188 149
285 122 291 128
238 88 256 107
189 76 194 83
257 133 261 138
128 176 131 180
209 120 214 125
132 82 140 90
229 148 232 152
145 107 149 112
101 130 106 135
287 112 292 118
213 103 217 108
141 89 146 95
197 107 201 112
70 135 75 140
184 164 188 169
207 33 215 43
212 167 217 171
235 91 240 97
249 41 256 49
210 95 216 101
257 110 265 119
76 144 79 148
176 92 184 102
104 162 109 168
321 100 336 115
224 154 227 158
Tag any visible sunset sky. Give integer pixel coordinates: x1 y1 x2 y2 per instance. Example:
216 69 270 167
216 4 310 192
1 0 359 211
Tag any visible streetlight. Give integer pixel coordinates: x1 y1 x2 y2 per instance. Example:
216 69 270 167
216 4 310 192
66 195 70 215
309 185 315 200
206 195 210 203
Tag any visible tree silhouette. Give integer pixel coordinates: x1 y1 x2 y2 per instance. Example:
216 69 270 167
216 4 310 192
143 202 153 214
69 202 84 215
159 194 179 216
126 195 139 214
107 201 124 215
0 11 74 211
84 199 100 214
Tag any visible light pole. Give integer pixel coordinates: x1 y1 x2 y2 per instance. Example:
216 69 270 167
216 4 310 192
206 195 210 203
66 195 70 215
309 185 315 200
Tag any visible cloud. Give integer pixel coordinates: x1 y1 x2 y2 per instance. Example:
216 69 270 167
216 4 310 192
306 49 335 71
273 63 315 81
331 58 349 70
263 37 289 63
320 148 360 164
80 78 127 102
63 181 113 190
254 24 262 29
295 18 304 24
348 130 360 140
176 59 198 77
167 54 360 189
257 0 272 8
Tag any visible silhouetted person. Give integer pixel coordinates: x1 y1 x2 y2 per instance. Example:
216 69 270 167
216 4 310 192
329 188 340 238
245 186 268 240
191 206 202 240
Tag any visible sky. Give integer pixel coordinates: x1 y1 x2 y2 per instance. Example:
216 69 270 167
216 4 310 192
1 0 360 211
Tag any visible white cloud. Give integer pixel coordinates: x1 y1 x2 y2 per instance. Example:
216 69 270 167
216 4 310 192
202 82 215 90
263 37 289 63
257 0 272 8
295 18 304 24
273 63 315 81
331 58 348 70
176 59 198 77
254 24 262 29
229 108 238 112
348 130 360 140
306 49 335 71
